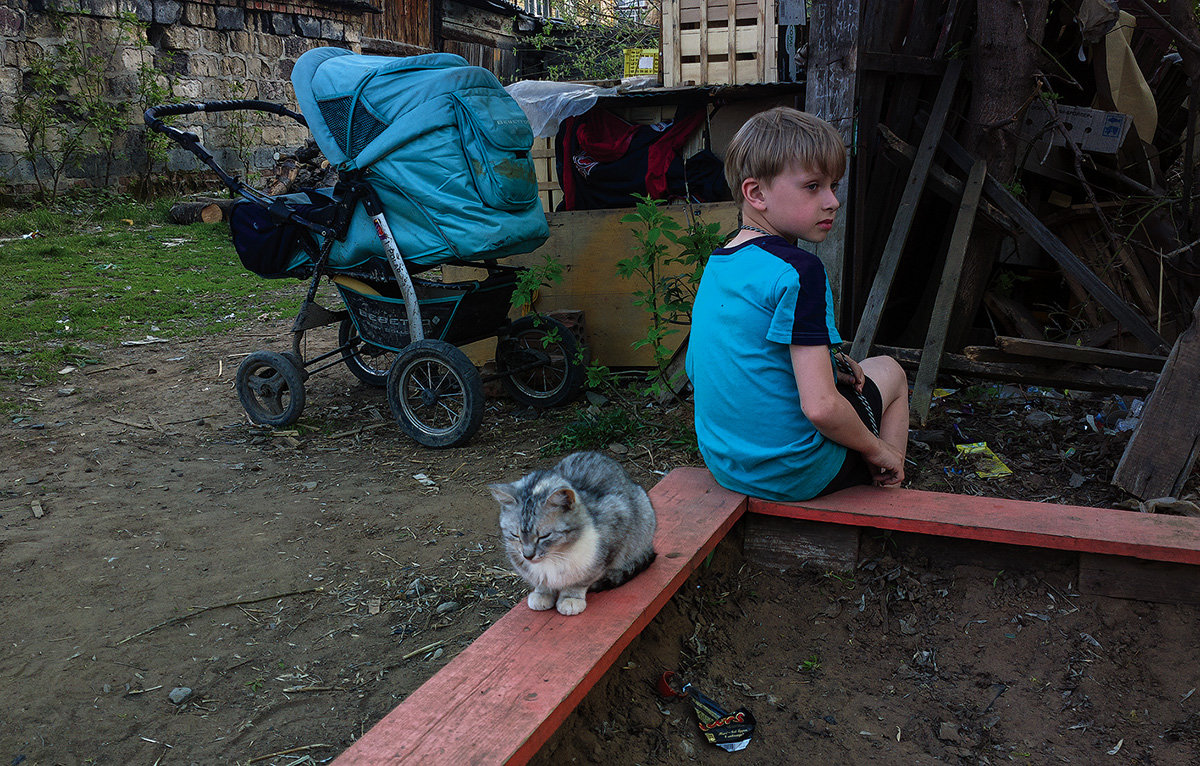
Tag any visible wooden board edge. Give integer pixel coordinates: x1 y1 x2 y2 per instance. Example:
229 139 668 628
748 496 1200 566
509 486 747 764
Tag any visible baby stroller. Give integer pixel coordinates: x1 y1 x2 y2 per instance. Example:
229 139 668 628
145 48 586 448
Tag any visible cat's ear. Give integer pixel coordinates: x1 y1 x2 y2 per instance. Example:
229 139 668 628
544 486 577 513
488 483 518 507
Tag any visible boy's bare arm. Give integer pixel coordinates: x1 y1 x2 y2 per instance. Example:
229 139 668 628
791 345 904 485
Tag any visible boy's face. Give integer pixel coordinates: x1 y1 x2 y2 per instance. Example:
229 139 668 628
754 164 841 244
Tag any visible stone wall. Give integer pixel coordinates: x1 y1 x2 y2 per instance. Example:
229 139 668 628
1 0 371 196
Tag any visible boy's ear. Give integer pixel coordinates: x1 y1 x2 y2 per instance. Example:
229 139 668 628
742 177 768 211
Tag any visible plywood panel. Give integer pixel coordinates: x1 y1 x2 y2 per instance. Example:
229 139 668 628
445 203 739 367
514 203 739 367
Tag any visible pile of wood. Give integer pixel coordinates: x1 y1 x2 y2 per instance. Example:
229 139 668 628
168 140 337 225
810 0 1200 500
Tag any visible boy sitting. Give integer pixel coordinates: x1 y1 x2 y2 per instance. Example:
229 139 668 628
686 107 909 501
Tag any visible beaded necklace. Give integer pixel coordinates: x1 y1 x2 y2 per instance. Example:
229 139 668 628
738 224 773 237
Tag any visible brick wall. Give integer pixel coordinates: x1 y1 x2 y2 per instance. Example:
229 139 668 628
1 0 370 196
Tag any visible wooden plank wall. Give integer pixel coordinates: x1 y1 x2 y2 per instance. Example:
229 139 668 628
364 0 431 50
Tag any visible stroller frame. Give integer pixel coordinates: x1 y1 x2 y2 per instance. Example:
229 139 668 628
145 100 585 447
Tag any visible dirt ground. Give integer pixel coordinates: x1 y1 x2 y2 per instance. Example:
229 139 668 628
0 320 631 765
536 535 1200 765
2 317 1194 764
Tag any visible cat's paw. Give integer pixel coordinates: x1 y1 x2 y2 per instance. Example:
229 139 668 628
556 596 587 616
527 591 556 611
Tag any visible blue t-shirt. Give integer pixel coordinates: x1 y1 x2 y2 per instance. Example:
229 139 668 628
685 235 846 501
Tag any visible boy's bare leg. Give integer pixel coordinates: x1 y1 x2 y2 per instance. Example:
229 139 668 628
858 356 910 459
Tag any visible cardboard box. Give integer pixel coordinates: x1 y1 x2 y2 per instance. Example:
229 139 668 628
1021 100 1132 154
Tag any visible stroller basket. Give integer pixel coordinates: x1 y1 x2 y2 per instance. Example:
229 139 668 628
334 270 519 351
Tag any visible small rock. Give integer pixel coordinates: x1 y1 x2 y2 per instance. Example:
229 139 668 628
585 390 609 407
57 387 76 397
168 686 193 705
608 442 629 455
937 721 961 743
1068 472 1087 488
436 601 460 614
24 475 41 485
1024 410 1055 428
298 481 318 491
678 737 696 758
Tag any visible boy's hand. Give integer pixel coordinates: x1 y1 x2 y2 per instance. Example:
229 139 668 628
834 353 865 391
865 440 905 487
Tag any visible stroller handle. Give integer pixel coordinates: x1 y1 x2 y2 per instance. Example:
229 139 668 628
144 99 306 125
143 100 309 198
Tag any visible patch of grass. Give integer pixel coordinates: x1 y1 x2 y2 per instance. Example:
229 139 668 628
545 407 646 453
544 402 700 460
0 200 305 385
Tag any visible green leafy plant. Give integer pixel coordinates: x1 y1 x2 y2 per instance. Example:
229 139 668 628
799 654 822 672
13 12 125 201
510 253 565 313
523 1 659 82
618 195 723 397
224 80 262 184
122 14 180 196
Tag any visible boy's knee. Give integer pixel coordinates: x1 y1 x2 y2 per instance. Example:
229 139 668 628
862 356 908 401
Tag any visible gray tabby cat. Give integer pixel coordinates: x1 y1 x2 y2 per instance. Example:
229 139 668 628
488 451 657 616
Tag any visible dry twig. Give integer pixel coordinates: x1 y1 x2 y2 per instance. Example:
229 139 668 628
246 743 332 764
116 587 322 645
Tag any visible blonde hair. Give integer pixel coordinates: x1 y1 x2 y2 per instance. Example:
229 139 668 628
723 107 846 203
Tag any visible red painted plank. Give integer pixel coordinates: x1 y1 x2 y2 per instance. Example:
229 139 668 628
333 468 746 765
751 486 1200 565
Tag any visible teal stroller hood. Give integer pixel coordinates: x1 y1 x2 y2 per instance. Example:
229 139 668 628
291 47 548 268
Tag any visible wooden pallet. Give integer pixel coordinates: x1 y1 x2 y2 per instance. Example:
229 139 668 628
663 0 778 86
331 468 747 765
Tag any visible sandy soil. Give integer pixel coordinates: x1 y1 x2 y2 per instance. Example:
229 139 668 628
3 318 1194 764
535 536 1200 765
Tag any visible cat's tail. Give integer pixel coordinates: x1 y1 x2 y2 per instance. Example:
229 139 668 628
591 549 657 592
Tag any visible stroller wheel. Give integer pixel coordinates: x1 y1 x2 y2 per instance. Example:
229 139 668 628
236 350 306 427
338 318 396 387
386 340 483 448
281 352 309 380
496 315 586 409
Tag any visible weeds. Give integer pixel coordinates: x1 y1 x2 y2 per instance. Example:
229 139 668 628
545 407 645 453
543 398 699 459
618 195 724 399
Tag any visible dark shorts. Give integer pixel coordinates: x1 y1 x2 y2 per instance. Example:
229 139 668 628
814 376 884 497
